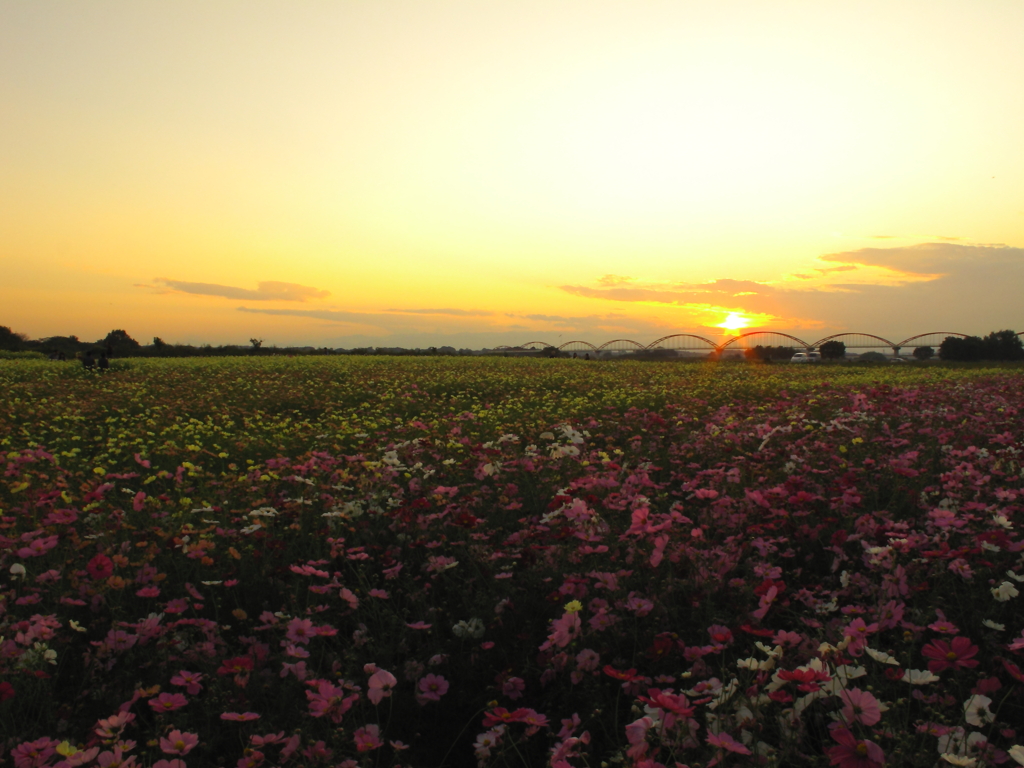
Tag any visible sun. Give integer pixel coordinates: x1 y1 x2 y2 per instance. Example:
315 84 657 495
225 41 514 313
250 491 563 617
716 313 750 332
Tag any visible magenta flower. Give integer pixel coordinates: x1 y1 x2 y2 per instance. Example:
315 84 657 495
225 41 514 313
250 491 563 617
221 711 261 721
840 688 882 726
159 730 199 756
921 636 979 673
135 585 160 598
354 724 382 752
149 692 188 713
826 727 885 768
418 673 450 701
368 668 397 705
87 554 114 580
707 731 752 755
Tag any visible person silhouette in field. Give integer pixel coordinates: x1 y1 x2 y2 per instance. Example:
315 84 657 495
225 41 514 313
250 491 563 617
82 350 96 369
98 353 110 370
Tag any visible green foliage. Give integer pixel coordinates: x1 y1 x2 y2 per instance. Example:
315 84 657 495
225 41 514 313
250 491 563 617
819 340 847 359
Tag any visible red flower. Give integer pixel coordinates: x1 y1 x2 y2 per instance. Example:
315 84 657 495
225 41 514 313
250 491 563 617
603 665 641 682
826 727 885 768
921 636 979 673
217 656 254 676
87 554 114 581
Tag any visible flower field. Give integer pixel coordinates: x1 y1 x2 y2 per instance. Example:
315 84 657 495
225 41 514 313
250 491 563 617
3 356 1024 768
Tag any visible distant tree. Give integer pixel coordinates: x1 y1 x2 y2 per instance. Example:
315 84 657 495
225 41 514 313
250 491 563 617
744 345 795 361
940 335 984 361
819 340 847 360
0 325 27 351
101 329 141 355
912 346 934 360
249 338 264 350
858 351 888 363
982 330 1024 361
152 337 166 349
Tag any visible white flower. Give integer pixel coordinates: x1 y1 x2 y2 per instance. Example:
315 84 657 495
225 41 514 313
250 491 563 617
941 756 977 767
992 581 1020 601
1007 570 1024 583
865 647 900 665
902 669 940 684
983 619 1006 631
69 620 87 633
9 564 26 579
964 695 995 727
1007 745 1024 766
992 514 1012 529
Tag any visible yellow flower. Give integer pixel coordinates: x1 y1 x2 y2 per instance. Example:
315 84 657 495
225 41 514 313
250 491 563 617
564 600 583 614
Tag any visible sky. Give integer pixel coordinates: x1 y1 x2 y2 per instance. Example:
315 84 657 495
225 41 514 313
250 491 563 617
2 0 1023 349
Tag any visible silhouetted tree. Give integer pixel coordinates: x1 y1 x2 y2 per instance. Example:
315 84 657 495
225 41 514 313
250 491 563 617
912 346 934 360
100 329 141 355
0 325 27 351
982 330 1024 361
152 337 166 349
819 340 846 360
940 335 984 361
250 338 264 350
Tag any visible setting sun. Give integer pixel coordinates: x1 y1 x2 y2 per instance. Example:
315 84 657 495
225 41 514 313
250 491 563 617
716 313 750 332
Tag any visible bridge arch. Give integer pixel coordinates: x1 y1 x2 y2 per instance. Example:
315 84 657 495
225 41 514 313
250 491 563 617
812 333 897 353
559 340 599 352
597 339 646 352
645 334 719 352
518 341 557 350
895 331 968 349
720 331 811 351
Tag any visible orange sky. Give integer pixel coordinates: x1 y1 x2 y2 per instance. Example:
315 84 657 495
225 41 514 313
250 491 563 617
2 1 1023 348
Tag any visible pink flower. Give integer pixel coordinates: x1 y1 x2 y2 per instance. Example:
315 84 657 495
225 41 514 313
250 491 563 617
354 724 382 752
418 673 449 701
12 737 60 768
170 670 203 695
921 636 979 673
707 730 752 755
95 748 137 768
502 676 526 699
826 727 885 768
368 668 397 705
285 617 316 645
406 621 432 630
221 711 261 721
135 586 160 598
840 688 882 726
159 730 199 755
153 761 186 768
148 692 188 712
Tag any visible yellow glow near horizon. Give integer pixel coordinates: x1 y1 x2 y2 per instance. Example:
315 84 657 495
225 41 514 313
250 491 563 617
716 313 750 332
1 2 1023 346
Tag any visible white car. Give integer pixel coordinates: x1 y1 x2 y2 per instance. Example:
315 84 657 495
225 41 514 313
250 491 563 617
790 352 821 363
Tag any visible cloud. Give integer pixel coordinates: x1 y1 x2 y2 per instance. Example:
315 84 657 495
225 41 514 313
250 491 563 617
562 243 1024 337
153 278 330 302
818 242 1019 277
596 274 636 286
384 308 495 316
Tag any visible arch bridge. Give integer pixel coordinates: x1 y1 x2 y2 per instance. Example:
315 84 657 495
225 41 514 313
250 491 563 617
510 330 1001 357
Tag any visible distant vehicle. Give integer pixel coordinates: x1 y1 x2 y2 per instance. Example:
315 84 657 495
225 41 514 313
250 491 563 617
889 357 907 364
790 351 821 363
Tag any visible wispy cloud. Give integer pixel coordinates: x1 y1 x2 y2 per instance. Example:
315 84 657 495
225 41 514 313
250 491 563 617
152 279 330 302
561 243 1024 336
384 308 495 316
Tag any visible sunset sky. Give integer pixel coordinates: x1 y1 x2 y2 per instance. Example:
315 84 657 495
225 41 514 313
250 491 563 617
2 1 1023 348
